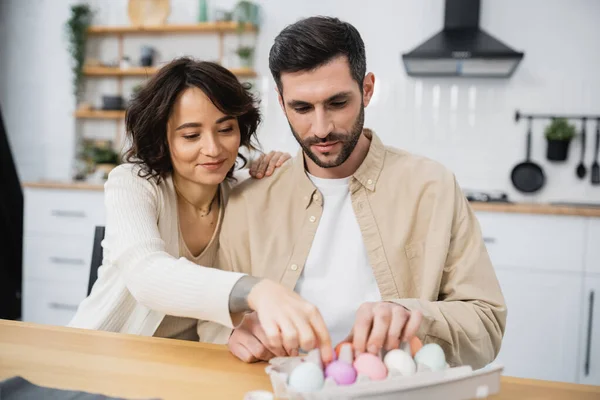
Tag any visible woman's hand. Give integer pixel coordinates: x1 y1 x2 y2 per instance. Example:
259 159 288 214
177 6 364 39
249 151 291 179
246 279 333 363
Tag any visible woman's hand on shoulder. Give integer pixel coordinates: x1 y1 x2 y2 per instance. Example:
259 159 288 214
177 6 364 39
248 151 291 179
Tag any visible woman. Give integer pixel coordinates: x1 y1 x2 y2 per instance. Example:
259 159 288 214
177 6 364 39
69 57 332 359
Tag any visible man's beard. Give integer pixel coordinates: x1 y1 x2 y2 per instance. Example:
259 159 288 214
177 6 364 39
288 106 365 169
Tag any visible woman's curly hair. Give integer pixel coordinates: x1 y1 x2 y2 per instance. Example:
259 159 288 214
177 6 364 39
124 57 261 183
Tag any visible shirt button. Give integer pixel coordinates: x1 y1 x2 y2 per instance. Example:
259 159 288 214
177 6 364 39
309 216 316 222
313 194 319 201
367 179 373 185
290 264 298 271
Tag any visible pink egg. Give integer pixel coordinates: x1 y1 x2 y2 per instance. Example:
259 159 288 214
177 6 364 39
353 353 388 381
325 360 357 385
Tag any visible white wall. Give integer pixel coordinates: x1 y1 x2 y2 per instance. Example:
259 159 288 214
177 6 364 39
1 0 599 203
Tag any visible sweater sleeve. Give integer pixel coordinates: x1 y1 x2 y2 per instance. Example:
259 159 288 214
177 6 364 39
103 165 246 328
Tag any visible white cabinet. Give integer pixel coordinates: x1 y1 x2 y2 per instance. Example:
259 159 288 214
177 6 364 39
578 276 600 386
475 211 596 385
22 187 105 327
476 212 586 273
493 269 583 383
585 219 600 275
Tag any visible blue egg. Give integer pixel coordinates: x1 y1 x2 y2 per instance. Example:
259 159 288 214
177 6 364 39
288 362 325 393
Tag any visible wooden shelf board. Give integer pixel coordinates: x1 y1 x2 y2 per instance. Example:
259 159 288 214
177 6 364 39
87 22 257 35
83 65 257 78
74 110 126 119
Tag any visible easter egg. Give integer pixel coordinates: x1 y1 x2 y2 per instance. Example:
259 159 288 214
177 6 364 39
409 336 423 357
414 343 447 371
325 360 357 385
335 341 352 358
288 362 325 393
383 349 416 376
353 353 388 381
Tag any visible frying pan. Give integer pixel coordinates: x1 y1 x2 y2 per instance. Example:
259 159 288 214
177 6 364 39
511 117 546 193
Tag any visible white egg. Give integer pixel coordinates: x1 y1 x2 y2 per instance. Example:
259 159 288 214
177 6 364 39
383 349 416 376
288 362 325 393
414 343 447 371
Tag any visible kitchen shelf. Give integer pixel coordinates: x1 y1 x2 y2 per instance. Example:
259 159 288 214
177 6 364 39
87 22 257 35
74 110 126 119
82 65 257 78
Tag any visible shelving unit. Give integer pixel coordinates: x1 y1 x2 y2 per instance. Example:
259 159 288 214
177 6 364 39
82 65 257 78
75 21 259 149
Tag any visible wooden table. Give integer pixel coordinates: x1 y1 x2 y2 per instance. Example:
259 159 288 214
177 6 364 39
1 320 599 400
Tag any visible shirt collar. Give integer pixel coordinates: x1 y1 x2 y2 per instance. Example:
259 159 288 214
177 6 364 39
292 129 386 209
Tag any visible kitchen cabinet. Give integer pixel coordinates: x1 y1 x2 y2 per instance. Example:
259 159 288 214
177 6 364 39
475 212 586 273
585 218 600 275
578 276 600 386
493 269 583 383
21 187 104 326
475 211 598 385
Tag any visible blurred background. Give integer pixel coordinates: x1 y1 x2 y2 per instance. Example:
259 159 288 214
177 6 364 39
0 0 599 388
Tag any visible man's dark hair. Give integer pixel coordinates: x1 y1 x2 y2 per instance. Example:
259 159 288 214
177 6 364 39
268 16 366 94
124 57 260 183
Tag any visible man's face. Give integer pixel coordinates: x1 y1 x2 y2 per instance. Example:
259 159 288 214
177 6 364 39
278 56 373 168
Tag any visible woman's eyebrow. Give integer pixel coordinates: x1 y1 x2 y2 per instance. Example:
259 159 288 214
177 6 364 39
175 122 201 131
215 116 235 124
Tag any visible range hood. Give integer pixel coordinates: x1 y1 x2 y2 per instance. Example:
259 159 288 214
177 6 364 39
402 0 524 78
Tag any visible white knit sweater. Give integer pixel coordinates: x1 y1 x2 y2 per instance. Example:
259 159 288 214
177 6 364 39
68 163 247 337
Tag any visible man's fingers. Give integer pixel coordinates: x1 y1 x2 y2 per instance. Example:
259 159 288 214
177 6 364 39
352 307 373 354
401 309 423 341
384 307 407 351
291 315 317 353
229 340 258 363
244 333 276 361
366 307 391 354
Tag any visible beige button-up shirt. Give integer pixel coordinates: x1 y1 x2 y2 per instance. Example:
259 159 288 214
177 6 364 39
216 130 506 369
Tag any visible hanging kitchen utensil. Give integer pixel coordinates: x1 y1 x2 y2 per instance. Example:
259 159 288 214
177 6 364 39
592 118 600 185
511 117 546 193
576 118 587 179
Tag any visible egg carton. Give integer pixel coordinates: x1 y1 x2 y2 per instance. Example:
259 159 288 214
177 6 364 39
265 356 503 400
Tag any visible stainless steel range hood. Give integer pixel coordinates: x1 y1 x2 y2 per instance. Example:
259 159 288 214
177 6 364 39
402 0 524 78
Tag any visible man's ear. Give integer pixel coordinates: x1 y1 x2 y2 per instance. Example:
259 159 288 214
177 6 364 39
362 73 375 107
276 87 285 113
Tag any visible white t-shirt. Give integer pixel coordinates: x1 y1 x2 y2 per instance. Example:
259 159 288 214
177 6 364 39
294 173 382 346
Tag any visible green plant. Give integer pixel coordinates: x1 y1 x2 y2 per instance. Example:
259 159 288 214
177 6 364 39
544 118 576 141
83 140 120 165
66 4 93 103
233 1 260 32
235 46 254 59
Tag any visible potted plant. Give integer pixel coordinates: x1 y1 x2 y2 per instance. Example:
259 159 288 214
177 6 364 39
83 140 120 180
544 118 576 161
235 46 254 68
65 4 94 103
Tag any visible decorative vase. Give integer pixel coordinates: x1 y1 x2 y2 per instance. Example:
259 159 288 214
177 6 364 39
198 0 208 22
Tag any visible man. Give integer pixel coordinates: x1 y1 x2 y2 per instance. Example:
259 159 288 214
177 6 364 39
216 16 506 369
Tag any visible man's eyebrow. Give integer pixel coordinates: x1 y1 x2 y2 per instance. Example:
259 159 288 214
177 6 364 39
286 91 353 108
175 122 201 131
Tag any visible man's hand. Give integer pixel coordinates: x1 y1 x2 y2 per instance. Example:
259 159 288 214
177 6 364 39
228 312 288 363
345 302 423 354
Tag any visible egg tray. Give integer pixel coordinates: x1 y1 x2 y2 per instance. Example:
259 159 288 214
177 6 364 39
265 356 503 400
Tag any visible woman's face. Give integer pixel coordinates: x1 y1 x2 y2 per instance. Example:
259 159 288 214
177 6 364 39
167 87 241 186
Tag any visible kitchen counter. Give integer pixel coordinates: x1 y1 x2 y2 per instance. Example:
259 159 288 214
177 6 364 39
22 181 600 217
1 320 599 400
22 180 104 191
